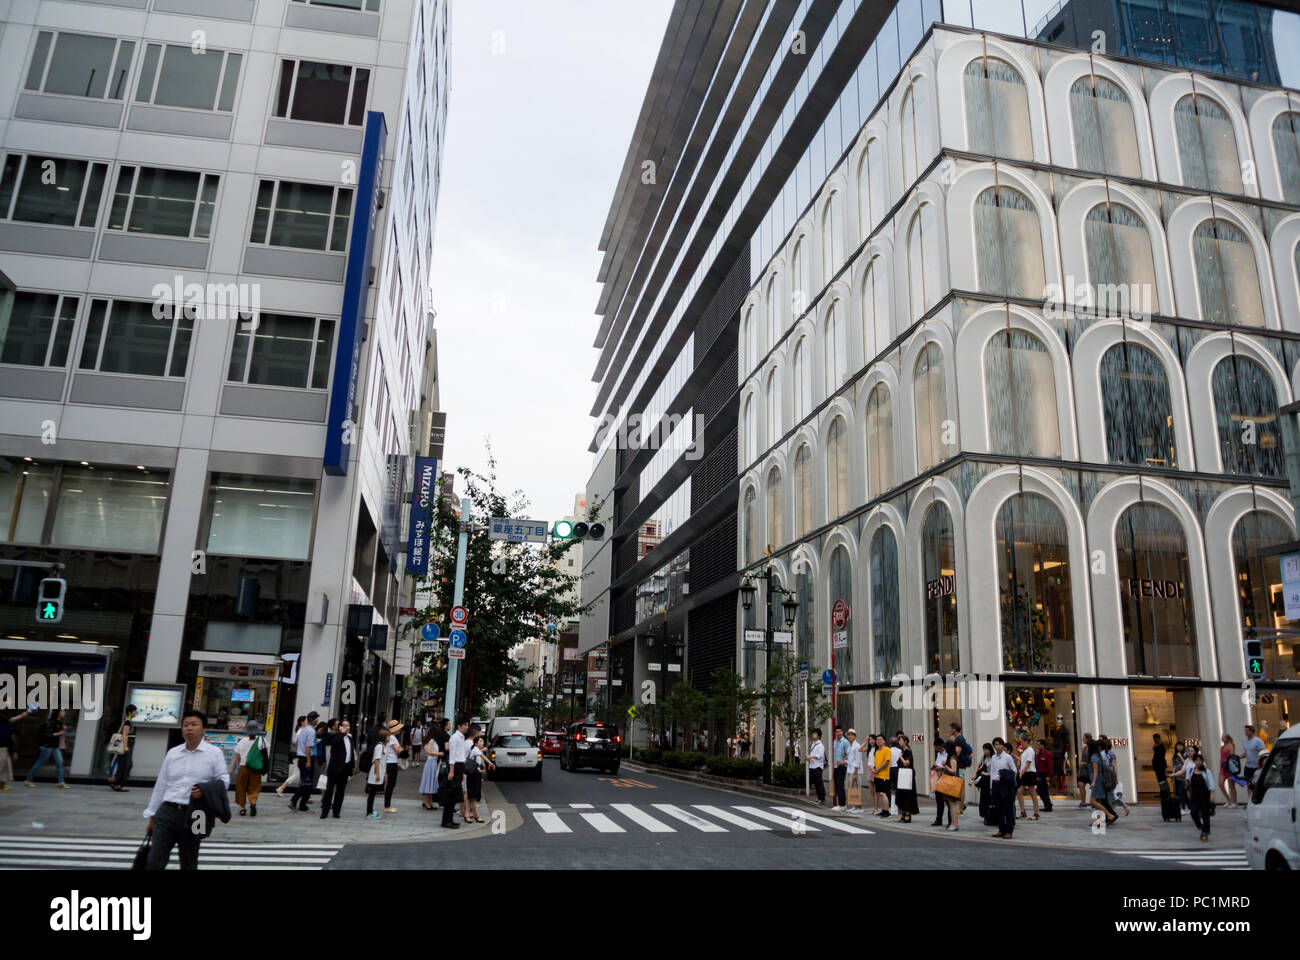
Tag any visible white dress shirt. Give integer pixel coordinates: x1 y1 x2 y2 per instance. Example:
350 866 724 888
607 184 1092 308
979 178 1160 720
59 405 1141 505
448 730 467 765
1019 745 1036 773
988 751 1018 781
845 741 864 774
807 739 826 770
144 740 229 818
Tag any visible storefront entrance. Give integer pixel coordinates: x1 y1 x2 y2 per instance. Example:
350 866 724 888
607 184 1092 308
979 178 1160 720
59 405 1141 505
191 656 280 768
1127 686 1203 798
1004 683 1079 792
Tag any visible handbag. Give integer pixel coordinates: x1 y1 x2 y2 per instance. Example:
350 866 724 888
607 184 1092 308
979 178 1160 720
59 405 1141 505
316 773 329 790
935 773 964 799
107 732 127 756
131 835 151 871
896 767 915 792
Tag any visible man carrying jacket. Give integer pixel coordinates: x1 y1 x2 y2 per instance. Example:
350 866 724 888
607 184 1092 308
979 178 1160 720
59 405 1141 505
321 719 356 819
144 710 228 870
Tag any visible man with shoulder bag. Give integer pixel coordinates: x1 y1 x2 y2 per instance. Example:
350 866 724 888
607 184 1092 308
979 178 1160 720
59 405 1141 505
230 721 269 816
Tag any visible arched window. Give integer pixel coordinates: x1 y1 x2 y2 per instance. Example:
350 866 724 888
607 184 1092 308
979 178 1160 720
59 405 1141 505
743 306 759 373
1271 110 1300 204
1115 502 1197 677
899 79 930 186
869 526 900 682
1233 511 1298 682
1099 342 1178 468
826 417 849 520
1192 218 1265 326
997 493 1074 673
865 383 894 499
1068 74 1141 177
1084 201 1160 315
963 56 1032 160
743 393 758 465
823 301 848 393
984 329 1060 458
765 273 781 350
828 544 854 684
743 485 757 566
794 444 813 537
862 137 886 233
906 204 939 321
914 342 948 471
794 562 815 666
765 369 782 444
861 255 889 361
792 337 812 424
1212 355 1283 477
974 186 1046 299
766 467 783 549
791 238 809 316
822 192 844 285
1174 92 1243 193
921 502 959 673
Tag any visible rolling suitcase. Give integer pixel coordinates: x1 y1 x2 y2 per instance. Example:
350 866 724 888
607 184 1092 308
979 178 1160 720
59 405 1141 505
1158 778 1181 822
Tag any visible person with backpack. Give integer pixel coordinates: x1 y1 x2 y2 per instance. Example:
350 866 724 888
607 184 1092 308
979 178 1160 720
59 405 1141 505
948 722 973 811
230 721 269 816
1089 739 1117 826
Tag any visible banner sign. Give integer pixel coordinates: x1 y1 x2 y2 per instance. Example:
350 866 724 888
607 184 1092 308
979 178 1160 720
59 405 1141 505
407 456 438 575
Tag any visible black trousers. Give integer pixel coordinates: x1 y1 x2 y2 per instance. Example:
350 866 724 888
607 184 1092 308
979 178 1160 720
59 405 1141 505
147 803 201 870
996 790 1016 835
112 749 134 784
833 766 847 806
441 763 463 825
291 757 314 808
366 783 383 815
1189 800 1212 835
321 773 349 817
383 762 399 807
1036 772 1053 810
811 768 825 803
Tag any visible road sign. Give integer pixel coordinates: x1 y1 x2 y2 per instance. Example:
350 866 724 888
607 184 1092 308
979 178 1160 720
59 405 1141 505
450 605 468 626
449 647 465 660
449 628 467 648
488 518 548 543
831 599 850 631
420 623 441 642
772 630 793 645
743 629 764 645
799 659 810 682
833 630 848 649
821 668 836 686
418 640 438 653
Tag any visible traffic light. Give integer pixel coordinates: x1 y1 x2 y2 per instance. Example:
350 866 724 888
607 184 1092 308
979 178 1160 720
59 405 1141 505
551 520 605 540
36 577 66 625
1244 629 1265 680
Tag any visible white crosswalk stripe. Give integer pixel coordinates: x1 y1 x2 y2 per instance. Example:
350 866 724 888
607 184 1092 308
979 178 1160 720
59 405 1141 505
651 803 728 832
772 806 874 834
690 805 772 831
0 835 343 870
731 806 823 831
610 804 676 832
520 802 871 836
1111 849 1250 870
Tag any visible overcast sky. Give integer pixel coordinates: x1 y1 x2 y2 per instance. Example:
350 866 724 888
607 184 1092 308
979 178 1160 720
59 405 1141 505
429 1 672 524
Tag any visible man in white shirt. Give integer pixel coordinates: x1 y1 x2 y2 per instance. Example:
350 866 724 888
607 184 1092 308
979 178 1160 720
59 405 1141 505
807 728 826 804
143 710 228 870
1017 739 1039 820
288 710 319 812
440 717 470 829
988 738 1019 838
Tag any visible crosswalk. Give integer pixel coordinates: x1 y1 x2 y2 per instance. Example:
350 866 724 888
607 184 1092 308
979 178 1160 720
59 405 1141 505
0 834 344 870
523 802 874 837
1111 849 1250 870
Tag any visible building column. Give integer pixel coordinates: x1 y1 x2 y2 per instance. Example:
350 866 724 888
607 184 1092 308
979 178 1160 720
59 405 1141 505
298 472 356 724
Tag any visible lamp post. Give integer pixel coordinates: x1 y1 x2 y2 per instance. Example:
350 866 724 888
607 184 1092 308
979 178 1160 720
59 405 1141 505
740 565 800 786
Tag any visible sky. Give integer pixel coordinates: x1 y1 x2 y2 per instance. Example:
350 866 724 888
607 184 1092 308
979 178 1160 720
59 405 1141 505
429 1 673 525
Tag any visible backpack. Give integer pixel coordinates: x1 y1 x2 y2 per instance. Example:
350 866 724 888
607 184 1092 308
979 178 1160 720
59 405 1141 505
246 737 266 773
1226 754 1241 776
1100 756 1118 790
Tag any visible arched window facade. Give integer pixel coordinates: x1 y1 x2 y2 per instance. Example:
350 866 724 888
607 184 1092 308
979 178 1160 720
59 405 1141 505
822 192 844 284
1212 354 1284 477
865 383 894 499
1174 93 1243 193
1271 111 1300 204
743 485 757 566
826 417 849 521
1115 502 1197 677
1068 74 1141 177
792 337 812 424
906 204 940 321
899 79 929 187
824 301 848 393
794 444 813 537
1100 342 1178 468
1232 511 1298 681
984 329 1061 458
862 255 889 361
766 467 783 550
862 137 886 233
914 342 948 472
791 239 809 315
765 274 781 350
996 494 1074 673
1084 201 1160 314
974 186 1046 299
794 561 815 666
828 545 854 684
765 370 782 445
743 394 758 465
1192 218 1265 326
963 56 1032 160
869 526 900 682
743 306 759 373
921 502 960 674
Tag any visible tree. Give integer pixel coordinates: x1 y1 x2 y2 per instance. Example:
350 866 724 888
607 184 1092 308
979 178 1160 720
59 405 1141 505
664 682 708 750
762 650 832 763
710 668 759 745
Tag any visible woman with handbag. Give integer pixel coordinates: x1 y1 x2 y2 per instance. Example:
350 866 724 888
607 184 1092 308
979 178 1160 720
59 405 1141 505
364 737 387 819
381 720 404 813
24 709 69 788
938 744 961 831
894 733 919 823
1187 752 1216 841
973 743 995 826
419 721 444 810
106 705 137 792
464 734 494 823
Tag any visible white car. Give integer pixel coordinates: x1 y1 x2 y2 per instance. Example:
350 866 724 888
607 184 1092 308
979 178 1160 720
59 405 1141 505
487 732 542 780
1246 725 1299 870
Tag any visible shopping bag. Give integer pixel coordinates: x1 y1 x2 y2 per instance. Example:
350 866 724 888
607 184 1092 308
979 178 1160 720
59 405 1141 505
935 773 964 798
896 767 915 791
131 835 151 871
845 775 863 809
316 774 328 790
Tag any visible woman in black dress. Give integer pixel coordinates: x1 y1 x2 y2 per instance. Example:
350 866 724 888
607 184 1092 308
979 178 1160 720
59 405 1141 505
893 733 919 823
973 743 995 826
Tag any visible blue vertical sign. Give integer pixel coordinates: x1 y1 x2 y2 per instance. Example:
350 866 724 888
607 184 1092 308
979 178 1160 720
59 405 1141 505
324 111 388 476
406 456 438 575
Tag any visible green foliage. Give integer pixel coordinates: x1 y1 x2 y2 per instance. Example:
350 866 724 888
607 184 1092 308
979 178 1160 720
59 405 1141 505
504 685 542 721
663 682 708 749
659 750 706 770
709 668 759 737
771 762 807 789
704 756 763 779
761 650 833 760
637 748 662 765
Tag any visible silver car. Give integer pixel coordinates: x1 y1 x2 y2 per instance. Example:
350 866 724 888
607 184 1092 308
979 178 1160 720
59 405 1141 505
488 732 542 780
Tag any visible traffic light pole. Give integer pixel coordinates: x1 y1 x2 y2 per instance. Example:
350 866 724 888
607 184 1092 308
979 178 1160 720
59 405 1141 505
443 496 471 718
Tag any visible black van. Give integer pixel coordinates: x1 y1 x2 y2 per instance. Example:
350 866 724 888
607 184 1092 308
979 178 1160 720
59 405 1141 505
560 721 620 774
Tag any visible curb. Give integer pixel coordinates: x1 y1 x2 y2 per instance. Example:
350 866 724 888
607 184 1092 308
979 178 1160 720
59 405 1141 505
623 761 823 806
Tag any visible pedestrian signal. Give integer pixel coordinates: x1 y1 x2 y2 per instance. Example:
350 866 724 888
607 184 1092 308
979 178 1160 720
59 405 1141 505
36 577 66 625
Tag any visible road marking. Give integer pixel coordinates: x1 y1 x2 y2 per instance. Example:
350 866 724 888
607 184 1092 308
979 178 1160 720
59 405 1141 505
610 803 676 832
570 803 594 809
0 835 343 870
525 803 551 810
732 806 822 831
772 806 874 834
532 811 571 833
691 805 772 831
578 812 625 833
650 803 726 832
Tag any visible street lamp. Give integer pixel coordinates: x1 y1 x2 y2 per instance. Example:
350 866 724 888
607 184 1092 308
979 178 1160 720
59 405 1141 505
740 567 799 785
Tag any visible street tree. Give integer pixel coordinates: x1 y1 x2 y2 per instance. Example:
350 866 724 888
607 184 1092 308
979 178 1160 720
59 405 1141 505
709 668 759 745
761 650 832 762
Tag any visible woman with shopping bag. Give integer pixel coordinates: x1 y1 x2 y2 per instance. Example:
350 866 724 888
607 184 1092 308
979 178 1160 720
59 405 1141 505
894 733 919 823
932 743 962 832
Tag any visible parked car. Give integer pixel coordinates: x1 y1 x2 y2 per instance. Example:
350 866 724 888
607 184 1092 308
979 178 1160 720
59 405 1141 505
539 730 566 757
560 721 620 774
487 732 542 780
1246 724 1299 870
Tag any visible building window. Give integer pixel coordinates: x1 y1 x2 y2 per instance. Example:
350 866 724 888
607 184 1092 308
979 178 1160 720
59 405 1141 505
51 466 169 553
1271 110 1300 204
921 502 959 674
984 330 1060 458
899 80 929 188
1068 74 1141 178
1116 502 1197 678
1232 511 1298 682
743 306 759 373
821 191 844 284
865 384 894 499
869 526 900 683
765 274 782 349
794 444 813 537
826 417 849 521
823 301 847 393
743 394 757 464
862 256 889 360
974 186 1045 299
1174 92 1243 193
914 342 948 472
791 239 808 314
292 0 382 10
1212 355 1283 477
766 467 783 549
1100 342 1177 468
0 155 108 228
227 313 337 389
858 138 885 237
0 463 56 543
78 299 193 378
906 204 939 322
274 59 370 127
765 370 782 444
249 180 353 253
743 486 757 566
792 337 812 424
794 563 815 665
997 493 1074 673
829 545 853 684
25 31 135 101
106 166 219 239
1083 201 1160 314
1192 218 1264 326
135 43 241 112
206 473 316 560
0 293 79 368
963 56 1032 160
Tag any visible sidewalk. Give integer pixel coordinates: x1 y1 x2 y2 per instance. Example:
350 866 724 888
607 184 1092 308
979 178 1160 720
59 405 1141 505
0 761 515 845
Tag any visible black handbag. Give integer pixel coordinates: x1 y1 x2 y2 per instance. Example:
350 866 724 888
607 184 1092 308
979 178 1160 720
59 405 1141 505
131 835 151 871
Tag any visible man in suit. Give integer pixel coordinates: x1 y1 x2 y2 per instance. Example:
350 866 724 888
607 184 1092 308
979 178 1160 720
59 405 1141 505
320 719 356 819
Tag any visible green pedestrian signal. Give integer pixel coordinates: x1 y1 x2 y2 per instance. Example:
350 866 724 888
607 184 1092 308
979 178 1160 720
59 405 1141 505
35 577 66 625
1244 633 1264 680
41 602 57 620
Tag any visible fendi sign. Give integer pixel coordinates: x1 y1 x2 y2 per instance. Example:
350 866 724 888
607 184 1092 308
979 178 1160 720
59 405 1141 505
1126 578 1185 599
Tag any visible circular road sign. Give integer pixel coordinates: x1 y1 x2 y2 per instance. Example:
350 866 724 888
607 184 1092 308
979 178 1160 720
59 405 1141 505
831 599 850 631
450 605 468 626
420 623 441 642
449 628 467 648
821 668 836 686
